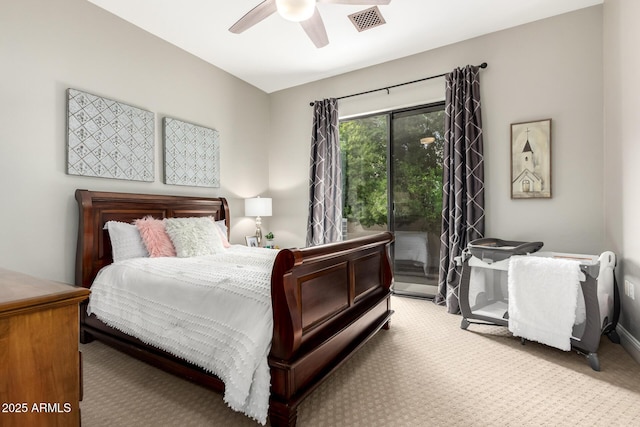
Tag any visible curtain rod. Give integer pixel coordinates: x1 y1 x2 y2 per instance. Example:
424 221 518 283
309 62 487 106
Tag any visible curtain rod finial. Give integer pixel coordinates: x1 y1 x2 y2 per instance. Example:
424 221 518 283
480 62 488 69
309 101 315 106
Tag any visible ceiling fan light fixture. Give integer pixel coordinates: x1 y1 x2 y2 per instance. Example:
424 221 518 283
276 0 316 22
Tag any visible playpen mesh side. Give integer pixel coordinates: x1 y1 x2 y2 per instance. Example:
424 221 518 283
467 265 509 320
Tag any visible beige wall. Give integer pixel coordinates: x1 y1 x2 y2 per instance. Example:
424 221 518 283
0 0 271 282
603 0 640 359
270 6 605 256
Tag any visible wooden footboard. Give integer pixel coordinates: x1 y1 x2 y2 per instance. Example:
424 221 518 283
268 233 394 426
75 189 393 427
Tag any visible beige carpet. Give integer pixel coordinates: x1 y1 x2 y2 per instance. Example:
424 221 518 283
80 296 640 426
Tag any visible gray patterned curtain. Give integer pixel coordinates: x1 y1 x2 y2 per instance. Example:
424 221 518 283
436 65 485 313
306 98 343 246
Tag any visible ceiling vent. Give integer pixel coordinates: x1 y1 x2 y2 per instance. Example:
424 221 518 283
348 6 386 33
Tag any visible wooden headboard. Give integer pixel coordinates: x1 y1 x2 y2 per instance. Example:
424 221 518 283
75 189 230 289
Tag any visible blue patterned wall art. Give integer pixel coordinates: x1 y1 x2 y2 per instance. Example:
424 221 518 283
67 88 154 181
163 117 220 188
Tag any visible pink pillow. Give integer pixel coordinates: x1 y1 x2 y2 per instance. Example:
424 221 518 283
134 216 176 257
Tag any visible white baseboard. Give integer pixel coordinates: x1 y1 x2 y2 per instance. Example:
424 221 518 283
617 325 640 365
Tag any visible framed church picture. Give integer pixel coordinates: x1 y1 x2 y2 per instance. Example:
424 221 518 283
510 119 552 199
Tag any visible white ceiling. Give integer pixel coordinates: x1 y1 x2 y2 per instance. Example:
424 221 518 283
87 0 603 94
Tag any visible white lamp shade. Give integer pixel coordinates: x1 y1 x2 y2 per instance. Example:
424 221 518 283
245 197 272 217
276 0 315 22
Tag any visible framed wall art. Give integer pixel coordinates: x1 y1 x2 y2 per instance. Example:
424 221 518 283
66 88 154 181
510 119 552 199
163 117 220 188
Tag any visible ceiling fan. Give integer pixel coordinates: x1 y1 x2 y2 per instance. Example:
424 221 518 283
229 0 391 48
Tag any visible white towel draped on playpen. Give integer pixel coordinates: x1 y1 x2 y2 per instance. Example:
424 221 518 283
507 255 584 351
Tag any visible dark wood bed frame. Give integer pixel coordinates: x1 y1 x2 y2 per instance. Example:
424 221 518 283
75 189 394 426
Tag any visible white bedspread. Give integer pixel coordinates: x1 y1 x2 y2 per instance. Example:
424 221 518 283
87 245 279 424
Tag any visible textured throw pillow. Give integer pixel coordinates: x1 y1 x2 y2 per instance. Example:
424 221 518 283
104 221 149 262
215 219 231 248
164 217 225 257
134 216 176 257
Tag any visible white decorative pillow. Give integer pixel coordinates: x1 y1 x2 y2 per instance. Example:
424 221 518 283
215 219 228 236
104 221 149 262
215 219 231 248
164 217 225 257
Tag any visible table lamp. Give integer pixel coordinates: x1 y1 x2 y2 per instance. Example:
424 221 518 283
244 197 272 246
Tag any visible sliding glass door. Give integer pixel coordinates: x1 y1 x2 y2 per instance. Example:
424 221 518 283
340 103 444 298
390 105 444 297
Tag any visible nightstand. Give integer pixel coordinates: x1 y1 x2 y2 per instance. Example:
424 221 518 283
0 267 90 427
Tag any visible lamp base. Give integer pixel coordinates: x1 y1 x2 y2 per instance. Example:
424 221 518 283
255 216 263 246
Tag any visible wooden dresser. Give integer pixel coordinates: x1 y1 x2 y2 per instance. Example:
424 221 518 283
0 268 90 427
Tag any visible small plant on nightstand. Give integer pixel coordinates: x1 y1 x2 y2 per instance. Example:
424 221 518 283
265 232 274 248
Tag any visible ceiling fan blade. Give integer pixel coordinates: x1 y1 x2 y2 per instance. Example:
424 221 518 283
317 0 391 5
229 0 278 34
300 7 329 48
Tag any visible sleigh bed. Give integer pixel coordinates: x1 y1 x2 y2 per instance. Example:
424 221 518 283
75 189 393 426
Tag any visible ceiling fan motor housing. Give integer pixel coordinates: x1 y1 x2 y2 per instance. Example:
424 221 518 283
276 0 316 22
